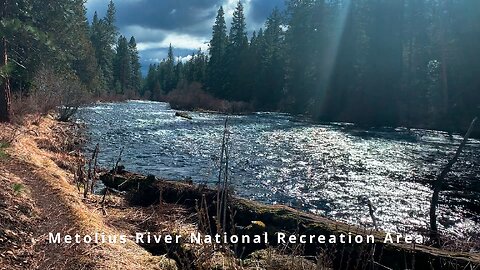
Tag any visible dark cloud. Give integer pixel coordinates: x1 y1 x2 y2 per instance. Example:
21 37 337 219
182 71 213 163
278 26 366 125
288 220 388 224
87 0 220 36
248 0 285 26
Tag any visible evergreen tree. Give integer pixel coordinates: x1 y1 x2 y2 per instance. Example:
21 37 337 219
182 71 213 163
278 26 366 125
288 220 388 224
113 36 131 94
226 1 250 101
1 0 35 121
207 6 228 97
90 0 117 93
174 61 184 87
128 36 142 93
229 1 248 50
259 8 285 109
69 0 103 93
164 44 176 93
248 29 266 105
144 65 155 93
192 49 207 83
284 0 318 113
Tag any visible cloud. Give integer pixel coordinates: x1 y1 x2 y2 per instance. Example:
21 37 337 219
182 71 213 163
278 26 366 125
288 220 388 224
137 32 208 51
248 0 285 26
121 25 167 43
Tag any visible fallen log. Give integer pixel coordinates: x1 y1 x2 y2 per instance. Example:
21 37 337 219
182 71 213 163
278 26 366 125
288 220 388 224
99 170 480 270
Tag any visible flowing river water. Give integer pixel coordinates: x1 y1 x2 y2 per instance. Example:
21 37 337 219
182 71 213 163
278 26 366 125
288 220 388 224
79 100 480 236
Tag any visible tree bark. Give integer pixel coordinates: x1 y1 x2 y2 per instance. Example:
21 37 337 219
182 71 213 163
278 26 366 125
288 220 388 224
0 36 12 122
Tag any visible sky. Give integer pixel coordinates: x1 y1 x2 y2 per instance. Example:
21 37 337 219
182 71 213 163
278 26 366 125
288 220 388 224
85 0 285 74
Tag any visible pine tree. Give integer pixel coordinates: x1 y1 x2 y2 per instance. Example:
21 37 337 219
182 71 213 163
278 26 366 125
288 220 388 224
193 49 207 83
284 0 317 113
69 0 102 93
229 1 248 50
128 36 142 93
90 12 108 92
164 44 176 92
207 6 228 97
1 0 96 121
226 1 250 101
90 0 118 93
113 36 131 94
257 8 285 109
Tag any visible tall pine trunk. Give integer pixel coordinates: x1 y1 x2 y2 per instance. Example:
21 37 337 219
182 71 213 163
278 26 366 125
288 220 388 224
0 36 12 122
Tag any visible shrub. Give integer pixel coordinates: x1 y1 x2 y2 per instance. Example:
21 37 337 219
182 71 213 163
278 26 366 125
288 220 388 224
165 81 253 113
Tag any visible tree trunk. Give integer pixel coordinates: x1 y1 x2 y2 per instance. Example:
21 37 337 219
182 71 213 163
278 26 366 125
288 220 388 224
0 37 12 122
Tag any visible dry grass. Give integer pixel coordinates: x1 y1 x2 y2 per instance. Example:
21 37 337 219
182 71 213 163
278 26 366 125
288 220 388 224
243 248 322 270
0 168 38 269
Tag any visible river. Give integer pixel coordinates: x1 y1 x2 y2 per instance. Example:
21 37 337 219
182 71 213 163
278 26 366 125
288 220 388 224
78 100 480 236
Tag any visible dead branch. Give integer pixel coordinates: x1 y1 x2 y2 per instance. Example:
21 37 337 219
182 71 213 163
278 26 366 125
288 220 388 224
429 117 478 246
89 144 100 194
113 147 124 174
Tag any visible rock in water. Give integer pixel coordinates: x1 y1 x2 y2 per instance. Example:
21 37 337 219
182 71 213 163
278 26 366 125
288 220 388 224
175 111 192 120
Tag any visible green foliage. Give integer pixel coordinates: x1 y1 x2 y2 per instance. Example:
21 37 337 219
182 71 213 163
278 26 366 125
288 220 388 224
12 183 25 195
229 2 248 50
0 63 14 79
142 46 209 100
163 44 177 93
1 0 100 103
0 141 10 159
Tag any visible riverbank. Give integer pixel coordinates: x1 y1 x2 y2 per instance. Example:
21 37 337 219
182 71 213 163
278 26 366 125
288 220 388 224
99 168 480 269
0 116 178 269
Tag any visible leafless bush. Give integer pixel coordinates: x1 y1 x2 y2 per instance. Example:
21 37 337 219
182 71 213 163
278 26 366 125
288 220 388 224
11 68 91 122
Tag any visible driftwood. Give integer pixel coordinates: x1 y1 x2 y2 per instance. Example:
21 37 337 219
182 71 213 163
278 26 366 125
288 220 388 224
100 170 480 270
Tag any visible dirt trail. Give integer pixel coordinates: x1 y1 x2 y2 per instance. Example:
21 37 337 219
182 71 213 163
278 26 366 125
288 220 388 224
0 158 90 269
0 116 174 270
